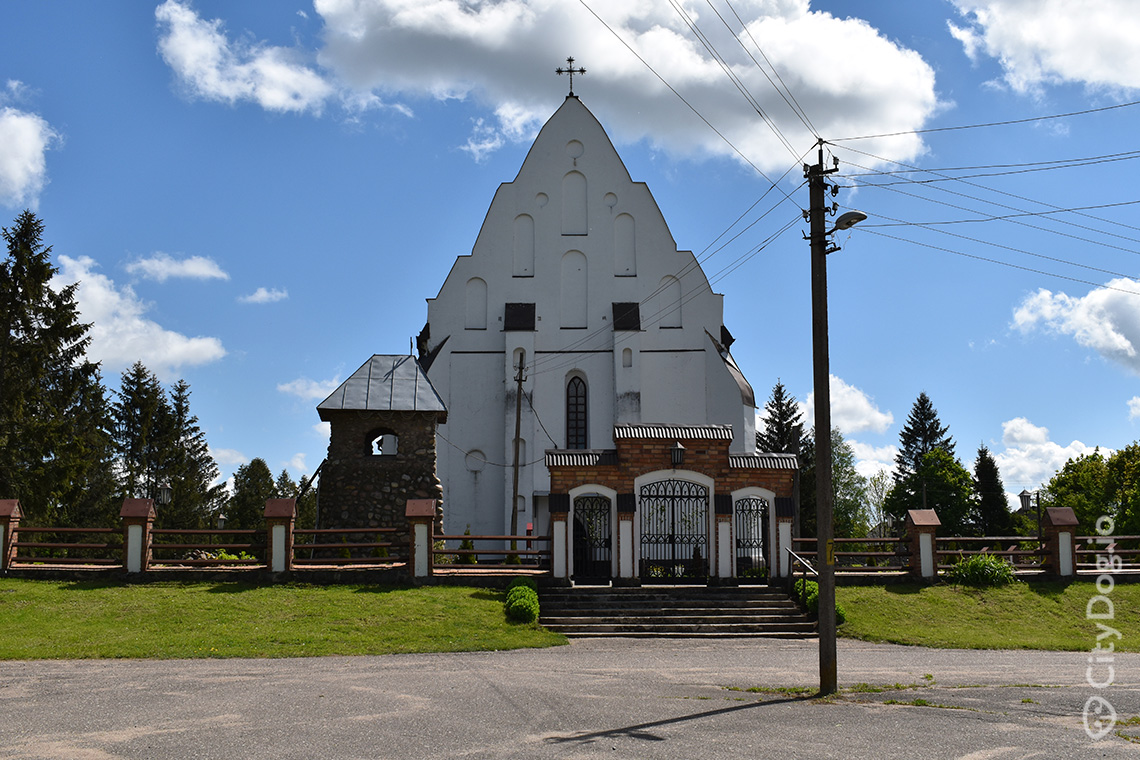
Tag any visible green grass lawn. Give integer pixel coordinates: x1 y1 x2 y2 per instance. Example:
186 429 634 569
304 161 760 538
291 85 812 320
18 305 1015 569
837 581 1138 651
0 579 567 660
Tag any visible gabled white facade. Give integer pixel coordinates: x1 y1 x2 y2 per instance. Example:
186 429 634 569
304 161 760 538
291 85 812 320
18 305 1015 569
420 96 756 536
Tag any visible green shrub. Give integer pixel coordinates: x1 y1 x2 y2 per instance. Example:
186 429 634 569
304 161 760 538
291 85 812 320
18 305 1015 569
507 576 538 593
793 578 846 625
945 554 1017 587
504 585 540 623
457 525 477 565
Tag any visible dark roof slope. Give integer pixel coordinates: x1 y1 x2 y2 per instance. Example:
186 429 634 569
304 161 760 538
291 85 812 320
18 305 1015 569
317 355 446 420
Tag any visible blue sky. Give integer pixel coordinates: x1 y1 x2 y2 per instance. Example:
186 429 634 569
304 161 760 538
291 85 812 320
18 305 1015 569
2 0 1138 503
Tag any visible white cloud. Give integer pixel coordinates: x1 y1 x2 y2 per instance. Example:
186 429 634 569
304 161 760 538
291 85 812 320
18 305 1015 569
126 252 229 282
1012 279 1140 373
0 103 58 208
1129 397 1140 421
153 2 946 168
993 417 1106 492
949 0 1140 93
52 255 226 379
156 0 333 114
239 286 288 304
210 447 248 467
278 376 341 400
848 440 898 480
804 375 894 435
287 452 308 473
313 420 331 440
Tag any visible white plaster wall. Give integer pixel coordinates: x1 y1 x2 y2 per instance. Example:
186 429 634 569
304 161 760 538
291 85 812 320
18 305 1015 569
423 97 757 533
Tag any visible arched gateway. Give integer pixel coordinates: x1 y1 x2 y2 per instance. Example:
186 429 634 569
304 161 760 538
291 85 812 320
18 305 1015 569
546 424 797 584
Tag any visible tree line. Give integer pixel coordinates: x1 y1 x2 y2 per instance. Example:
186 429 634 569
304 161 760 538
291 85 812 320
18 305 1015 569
0 211 315 530
757 380 1138 538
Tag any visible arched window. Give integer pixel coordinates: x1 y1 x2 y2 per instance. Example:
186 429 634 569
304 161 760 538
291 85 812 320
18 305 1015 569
566 376 588 449
370 432 398 457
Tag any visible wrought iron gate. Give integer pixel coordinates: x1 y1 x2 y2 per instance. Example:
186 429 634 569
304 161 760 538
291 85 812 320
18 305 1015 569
639 479 709 582
572 494 612 581
734 496 769 579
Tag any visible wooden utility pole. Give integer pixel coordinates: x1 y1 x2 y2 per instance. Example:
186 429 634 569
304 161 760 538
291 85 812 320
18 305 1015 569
807 140 839 696
510 356 526 545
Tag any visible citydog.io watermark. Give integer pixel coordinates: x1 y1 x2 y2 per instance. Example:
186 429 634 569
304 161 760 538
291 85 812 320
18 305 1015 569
1084 515 1120 741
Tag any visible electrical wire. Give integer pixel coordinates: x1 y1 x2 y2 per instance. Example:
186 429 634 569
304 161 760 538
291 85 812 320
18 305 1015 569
831 99 1140 142
719 0 819 137
578 0 794 198
839 152 1140 257
863 228 1140 297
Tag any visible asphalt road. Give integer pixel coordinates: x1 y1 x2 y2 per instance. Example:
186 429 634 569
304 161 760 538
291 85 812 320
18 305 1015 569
1 638 1138 759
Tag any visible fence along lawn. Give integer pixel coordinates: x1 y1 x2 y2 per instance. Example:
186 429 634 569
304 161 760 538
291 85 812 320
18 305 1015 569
0 580 566 660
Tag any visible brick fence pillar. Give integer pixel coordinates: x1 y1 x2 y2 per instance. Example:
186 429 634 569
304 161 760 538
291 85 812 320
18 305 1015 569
0 500 21 571
906 509 940 580
264 498 297 573
405 499 438 580
121 499 157 573
1043 506 1080 577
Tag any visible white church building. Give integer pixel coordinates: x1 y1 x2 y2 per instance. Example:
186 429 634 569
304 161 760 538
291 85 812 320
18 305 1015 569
417 94 770 547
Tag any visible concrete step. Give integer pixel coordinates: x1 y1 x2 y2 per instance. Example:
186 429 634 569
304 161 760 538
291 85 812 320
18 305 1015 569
538 585 816 638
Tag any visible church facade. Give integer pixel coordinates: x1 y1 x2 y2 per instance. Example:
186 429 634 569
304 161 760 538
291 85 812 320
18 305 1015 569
417 95 793 577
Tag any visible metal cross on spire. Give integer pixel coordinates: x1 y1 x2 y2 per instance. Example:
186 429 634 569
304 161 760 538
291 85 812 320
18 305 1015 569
556 57 586 96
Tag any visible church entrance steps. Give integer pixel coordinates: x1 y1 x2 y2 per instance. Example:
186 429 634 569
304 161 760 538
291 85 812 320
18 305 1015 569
538 585 817 638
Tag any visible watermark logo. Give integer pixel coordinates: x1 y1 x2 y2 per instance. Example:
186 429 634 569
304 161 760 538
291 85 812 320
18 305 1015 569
1084 515 1120 741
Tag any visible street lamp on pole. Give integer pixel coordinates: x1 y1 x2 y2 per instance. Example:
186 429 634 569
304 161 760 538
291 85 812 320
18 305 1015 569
806 140 867 696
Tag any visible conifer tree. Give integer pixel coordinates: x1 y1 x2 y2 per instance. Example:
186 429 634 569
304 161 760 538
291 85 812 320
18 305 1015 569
0 211 114 525
112 362 173 502
894 391 955 483
227 458 275 530
973 444 1013 536
757 379 803 454
161 379 225 529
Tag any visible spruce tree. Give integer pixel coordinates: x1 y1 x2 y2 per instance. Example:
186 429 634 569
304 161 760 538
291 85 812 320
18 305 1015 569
112 362 174 502
756 379 803 454
0 211 114 525
973 444 1013 536
894 391 955 483
161 380 225 529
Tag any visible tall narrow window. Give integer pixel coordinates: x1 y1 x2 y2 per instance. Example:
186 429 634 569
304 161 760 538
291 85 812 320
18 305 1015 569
566 376 588 449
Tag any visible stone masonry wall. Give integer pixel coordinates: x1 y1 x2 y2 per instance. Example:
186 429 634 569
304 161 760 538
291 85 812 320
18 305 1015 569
319 410 444 550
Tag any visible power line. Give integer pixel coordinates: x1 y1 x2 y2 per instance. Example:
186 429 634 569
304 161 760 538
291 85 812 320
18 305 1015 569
667 0 801 160
721 0 818 137
831 99 1140 142
838 150 1140 254
579 0 783 191
863 228 1140 297
863 209 1139 281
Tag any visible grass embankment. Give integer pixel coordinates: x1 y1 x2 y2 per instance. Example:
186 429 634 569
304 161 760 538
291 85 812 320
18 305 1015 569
0 579 566 660
838 581 1138 651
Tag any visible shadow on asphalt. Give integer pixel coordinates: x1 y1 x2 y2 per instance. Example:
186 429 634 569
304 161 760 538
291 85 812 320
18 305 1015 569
543 696 811 745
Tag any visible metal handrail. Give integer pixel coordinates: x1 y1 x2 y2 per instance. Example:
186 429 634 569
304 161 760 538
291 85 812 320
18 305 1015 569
787 548 819 610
